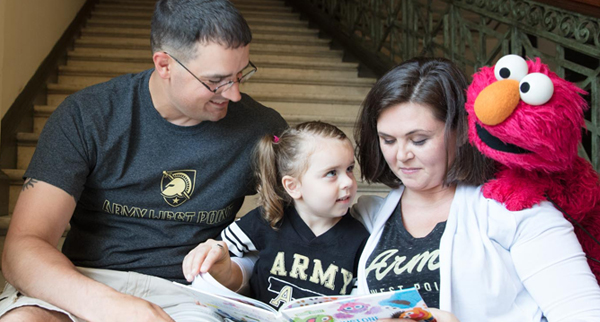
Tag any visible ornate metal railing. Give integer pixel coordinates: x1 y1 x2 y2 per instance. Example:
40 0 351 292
289 0 600 171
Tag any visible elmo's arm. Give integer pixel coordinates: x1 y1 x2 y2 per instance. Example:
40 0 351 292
482 167 547 211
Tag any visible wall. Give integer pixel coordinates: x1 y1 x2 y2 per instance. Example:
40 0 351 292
0 0 86 125
0 1 5 143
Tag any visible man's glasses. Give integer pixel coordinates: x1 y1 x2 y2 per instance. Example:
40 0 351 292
164 52 257 94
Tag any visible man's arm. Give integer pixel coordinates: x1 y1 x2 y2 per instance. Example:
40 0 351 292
2 179 173 322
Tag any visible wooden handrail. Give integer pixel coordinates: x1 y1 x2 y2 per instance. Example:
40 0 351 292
536 0 600 17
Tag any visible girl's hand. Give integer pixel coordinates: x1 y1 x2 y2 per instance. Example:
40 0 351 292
182 239 232 283
378 308 460 322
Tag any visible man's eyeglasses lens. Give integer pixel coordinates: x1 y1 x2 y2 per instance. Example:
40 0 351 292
164 52 256 94
214 63 257 93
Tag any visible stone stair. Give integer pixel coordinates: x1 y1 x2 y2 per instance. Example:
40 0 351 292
0 0 390 284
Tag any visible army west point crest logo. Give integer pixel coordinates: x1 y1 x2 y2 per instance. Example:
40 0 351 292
161 170 196 207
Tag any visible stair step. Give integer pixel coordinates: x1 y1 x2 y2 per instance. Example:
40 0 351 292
92 6 298 19
64 58 355 71
67 48 343 63
86 16 309 28
60 60 364 72
85 19 315 34
284 114 356 128
98 0 290 8
81 24 318 37
80 27 328 44
74 36 332 52
100 0 284 5
33 105 55 133
252 92 365 106
90 11 301 23
15 133 37 170
232 0 293 4
0 216 10 236
95 3 292 13
77 34 329 48
262 101 362 118
3 169 25 215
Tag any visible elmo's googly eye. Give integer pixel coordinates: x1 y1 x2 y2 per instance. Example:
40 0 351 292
494 55 528 81
519 73 554 105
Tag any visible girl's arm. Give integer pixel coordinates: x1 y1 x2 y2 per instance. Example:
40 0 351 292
183 208 264 292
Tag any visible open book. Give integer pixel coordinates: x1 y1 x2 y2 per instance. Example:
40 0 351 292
174 273 435 322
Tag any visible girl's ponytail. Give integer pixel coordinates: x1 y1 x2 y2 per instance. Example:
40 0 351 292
253 135 286 228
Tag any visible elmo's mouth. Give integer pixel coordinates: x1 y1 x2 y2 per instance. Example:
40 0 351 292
476 123 531 154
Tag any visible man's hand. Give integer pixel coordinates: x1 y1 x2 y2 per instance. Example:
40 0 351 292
182 239 232 284
94 292 174 322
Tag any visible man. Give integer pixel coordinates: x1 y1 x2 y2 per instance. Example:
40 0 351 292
0 0 287 321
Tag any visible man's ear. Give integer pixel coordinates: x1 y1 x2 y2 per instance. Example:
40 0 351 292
282 175 302 200
153 51 171 79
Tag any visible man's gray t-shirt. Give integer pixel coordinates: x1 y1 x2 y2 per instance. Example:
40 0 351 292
26 69 287 282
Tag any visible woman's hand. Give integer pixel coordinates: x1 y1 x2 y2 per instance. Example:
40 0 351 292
182 239 232 284
378 308 460 322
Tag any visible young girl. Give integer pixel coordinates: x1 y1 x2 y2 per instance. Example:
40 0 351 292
182 121 369 309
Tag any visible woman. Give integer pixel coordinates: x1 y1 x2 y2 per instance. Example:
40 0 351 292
352 57 600 322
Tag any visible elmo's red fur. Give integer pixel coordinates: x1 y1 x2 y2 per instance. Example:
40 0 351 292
466 55 600 283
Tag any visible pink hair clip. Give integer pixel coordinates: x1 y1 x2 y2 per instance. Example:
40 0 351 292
273 135 280 143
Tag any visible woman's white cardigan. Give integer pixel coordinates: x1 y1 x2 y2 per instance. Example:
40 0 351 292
351 184 600 322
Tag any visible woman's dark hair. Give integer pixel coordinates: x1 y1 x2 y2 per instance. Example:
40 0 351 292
150 0 252 61
355 57 495 188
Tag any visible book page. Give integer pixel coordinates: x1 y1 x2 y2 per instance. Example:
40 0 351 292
175 282 283 322
191 273 244 299
281 295 350 309
281 288 435 322
189 273 274 312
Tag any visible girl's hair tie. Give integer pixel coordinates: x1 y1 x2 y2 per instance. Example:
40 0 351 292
273 135 280 143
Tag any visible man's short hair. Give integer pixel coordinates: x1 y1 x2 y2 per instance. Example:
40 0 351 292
151 0 252 61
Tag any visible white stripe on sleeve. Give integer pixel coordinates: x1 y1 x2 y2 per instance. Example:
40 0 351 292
221 222 258 257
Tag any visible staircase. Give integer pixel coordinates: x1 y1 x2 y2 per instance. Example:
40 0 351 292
0 0 389 284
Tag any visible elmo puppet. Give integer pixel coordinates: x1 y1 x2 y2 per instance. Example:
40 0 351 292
466 54 600 283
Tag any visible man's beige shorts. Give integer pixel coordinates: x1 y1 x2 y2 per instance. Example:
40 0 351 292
0 267 223 322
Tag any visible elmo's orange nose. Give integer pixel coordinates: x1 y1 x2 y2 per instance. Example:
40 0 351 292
474 79 520 126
